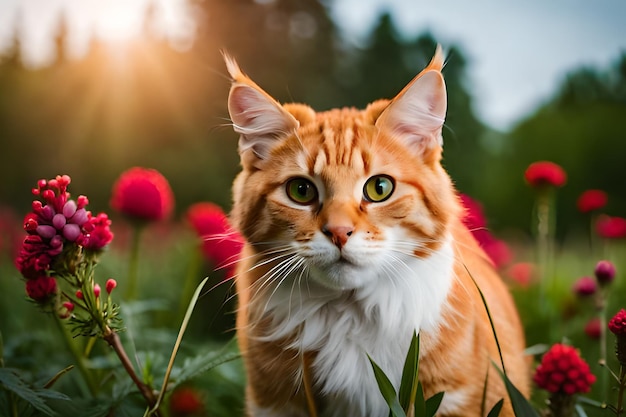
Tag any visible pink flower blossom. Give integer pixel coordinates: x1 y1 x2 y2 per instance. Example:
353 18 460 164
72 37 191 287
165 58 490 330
609 309 626 336
186 202 243 278
533 343 596 395
594 260 615 285
596 215 626 239
110 167 174 222
584 318 601 340
78 213 114 251
577 189 608 213
94 283 101 298
524 161 567 188
25 275 57 303
506 262 535 287
572 276 597 297
459 194 487 230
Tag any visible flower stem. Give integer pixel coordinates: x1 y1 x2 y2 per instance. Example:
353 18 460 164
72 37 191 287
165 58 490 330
617 365 625 416
102 328 160 415
125 225 144 300
177 245 202 323
52 314 98 397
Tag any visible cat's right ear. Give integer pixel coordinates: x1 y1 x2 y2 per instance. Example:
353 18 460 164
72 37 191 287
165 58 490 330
224 53 299 169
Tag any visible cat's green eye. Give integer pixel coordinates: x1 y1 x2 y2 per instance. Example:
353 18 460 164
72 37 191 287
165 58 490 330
363 175 395 202
286 178 318 205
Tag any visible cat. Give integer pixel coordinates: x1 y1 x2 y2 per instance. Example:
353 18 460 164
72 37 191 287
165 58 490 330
225 47 530 417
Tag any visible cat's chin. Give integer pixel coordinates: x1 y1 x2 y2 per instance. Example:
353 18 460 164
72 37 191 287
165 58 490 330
308 258 377 291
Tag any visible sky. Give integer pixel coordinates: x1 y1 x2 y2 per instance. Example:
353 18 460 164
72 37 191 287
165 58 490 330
0 0 625 130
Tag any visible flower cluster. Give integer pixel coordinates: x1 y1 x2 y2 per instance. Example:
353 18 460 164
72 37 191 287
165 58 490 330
534 343 596 395
15 175 114 305
609 309 626 366
572 260 616 297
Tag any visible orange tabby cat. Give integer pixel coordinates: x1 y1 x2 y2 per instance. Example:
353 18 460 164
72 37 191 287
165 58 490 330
225 47 530 417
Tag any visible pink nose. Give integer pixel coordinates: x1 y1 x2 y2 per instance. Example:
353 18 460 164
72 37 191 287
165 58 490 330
322 225 353 249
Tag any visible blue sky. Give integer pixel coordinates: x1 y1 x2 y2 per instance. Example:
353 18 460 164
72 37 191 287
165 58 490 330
1 0 625 130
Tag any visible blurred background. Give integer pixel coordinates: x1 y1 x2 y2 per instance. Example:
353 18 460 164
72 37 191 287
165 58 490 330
0 0 625 237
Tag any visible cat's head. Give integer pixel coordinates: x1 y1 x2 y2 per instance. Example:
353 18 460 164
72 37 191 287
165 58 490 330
226 47 460 291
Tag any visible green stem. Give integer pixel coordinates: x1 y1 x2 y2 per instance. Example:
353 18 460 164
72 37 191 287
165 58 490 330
52 314 98 396
125 225 144 300
617 365 625 416
103 328 160 415
177 245 202 323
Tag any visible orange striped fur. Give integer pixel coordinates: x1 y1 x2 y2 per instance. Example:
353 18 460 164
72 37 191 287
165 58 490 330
226 47 530 417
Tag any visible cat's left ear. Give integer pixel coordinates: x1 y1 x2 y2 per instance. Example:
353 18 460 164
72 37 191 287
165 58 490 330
376 45 447 161
224 53 299 169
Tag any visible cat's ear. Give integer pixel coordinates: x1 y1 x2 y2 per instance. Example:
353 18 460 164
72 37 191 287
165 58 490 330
224 53 299 168
376 45 447 161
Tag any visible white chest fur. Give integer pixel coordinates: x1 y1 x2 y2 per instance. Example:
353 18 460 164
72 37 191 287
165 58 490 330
250 239 456 417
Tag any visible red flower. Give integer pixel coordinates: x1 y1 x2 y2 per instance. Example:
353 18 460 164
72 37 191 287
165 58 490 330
169 387 204 416
106 278 117 294
78 213 114 250
596 215 626 239
524 161 567 188
572 276 597 297
594 260 615 285
533 343 596 395
584 317 602 340
460 194 487 230
25 275 57 303
110 167 174 222
506 262 535 287
577 189 607 213
186 202 243 277
609 309 626 336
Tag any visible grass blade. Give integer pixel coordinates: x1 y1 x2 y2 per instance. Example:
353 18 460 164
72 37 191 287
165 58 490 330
398 331 420 412
493 363 539 417
148 276 210 415
425 391 444 417
368 355 406 417
487 399 504 417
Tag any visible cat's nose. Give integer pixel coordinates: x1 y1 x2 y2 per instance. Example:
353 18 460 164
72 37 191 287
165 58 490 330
322 225 353 249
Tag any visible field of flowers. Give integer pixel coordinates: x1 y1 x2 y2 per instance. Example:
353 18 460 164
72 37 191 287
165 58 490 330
0 163 624 417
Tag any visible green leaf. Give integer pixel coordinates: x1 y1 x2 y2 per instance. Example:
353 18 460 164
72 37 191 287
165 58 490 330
368 355 406 417
492 363 540 417
0 368 69 416
398 331 419 412
487 399 504 417
413 381 426 417
172 348 241 388
425 391 444 417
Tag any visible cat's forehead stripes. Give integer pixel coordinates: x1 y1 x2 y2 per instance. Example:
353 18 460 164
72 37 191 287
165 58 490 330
304 108 371 177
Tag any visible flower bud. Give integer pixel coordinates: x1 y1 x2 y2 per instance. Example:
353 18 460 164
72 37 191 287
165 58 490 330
63 200 77 218
62 223 81 242
106 278 117 294
52 213 67 230
36 225 57 239
94 284 101 298
608 309 626 366
594 260 615 285
63 301 75 312
573 276 597 297
76 289 83 299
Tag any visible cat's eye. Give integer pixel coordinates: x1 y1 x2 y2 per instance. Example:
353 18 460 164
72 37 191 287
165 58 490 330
286 178 318 205
363 175 395 202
